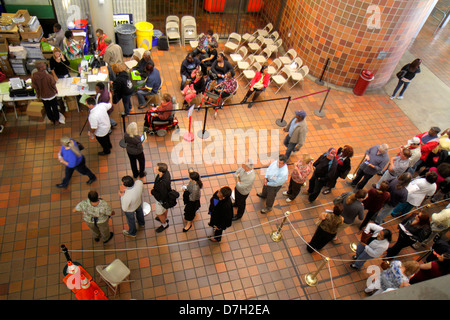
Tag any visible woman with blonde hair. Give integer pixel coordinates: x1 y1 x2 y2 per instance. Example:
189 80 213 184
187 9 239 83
283 153 314 202
124 122 146 178
111 63 134 115
49 47 70 80
56 137 96 189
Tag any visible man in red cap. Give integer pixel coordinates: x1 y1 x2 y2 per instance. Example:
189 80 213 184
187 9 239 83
306 148 338 202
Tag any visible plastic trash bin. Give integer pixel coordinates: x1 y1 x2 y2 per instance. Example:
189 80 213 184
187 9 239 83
115 24 137 56
353 70 374 96
135 22 153 50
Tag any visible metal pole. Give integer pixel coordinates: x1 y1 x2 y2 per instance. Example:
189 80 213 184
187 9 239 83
270 211 290 242
119 112 127 148
314 89 330 117
305 257 329 287
275 96 291 127
315 58 330 86
198 106 210 139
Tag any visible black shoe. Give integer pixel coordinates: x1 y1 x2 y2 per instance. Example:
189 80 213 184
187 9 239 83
247 102 253 108
232 215 242 221
350 264 359 270
182 224 192 232
86 176 97 185
94 237 100 242
156 223 169 233
98 151 110 156
103 232 114 243
56 183 67 189
139 171 147 178
138 105 146 109
256 192 266 199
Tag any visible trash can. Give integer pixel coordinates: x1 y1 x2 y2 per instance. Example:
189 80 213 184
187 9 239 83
152 29 163 48
353 70 374 96
115 24 136 56
135 22 153 50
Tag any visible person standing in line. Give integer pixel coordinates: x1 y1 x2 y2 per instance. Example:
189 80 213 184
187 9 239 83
347 144 389 190
307 201 344 253
232 160 256 221
56 137 97 189
151 163 172 233
182 169 203 232
119 175 145 238
73 190 114 243
374 147 411 189
306 148 338 203
390 58 421 100
240 64 270 108
350 224 392 270
283 153 313 202
31 61 60 125
257 154 289 214
86 97 112 155
282 110 308 160
208 186 234 242
323 145 354 195
403 137 422 174
413 127 441 173
373 172 411 225
360 181 390 230
102 37 124 66
335 189 368 239
124 122 146 179
111 63 134 116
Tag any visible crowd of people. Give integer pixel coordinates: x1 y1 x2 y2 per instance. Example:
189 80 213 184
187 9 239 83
34 24 450 296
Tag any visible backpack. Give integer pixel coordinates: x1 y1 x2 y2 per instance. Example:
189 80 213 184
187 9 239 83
333 192 352 205
162 189 179 209
158 36 169 51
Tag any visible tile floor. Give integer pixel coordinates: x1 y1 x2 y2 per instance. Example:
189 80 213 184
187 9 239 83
0 20 449 301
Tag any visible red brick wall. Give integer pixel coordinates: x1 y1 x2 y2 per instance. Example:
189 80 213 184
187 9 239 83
262 0 435 89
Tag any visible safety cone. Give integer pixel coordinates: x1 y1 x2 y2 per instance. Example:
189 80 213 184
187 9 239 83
80 274 91 289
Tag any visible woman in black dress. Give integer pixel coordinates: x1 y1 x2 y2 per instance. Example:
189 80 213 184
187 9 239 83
307 202 344 253
182 170 202 232
208 186 233 242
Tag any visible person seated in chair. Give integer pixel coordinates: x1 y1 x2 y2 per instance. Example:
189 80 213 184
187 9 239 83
181 69 205 108
211 70 237 102
192 30 218 60
240 65 270 109
180 53 201 90
137 64 162 109
208 53 233 85
133 50 154 78
144 93 173 133
200 42 218 76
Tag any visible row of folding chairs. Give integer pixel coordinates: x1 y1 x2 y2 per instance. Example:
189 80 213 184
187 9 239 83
166 15 198 46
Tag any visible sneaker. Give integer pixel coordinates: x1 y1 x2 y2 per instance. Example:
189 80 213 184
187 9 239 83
397 96 403 99
282 191 289 196
350 264 360 270
56 183 68 189
389 96 395 100
286 198 292 203
103 232 114 243
247 102 253 109
122 230 136 238
260 207 272 214
256 192 266 199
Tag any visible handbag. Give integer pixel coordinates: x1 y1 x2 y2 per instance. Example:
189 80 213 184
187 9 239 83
396 70 407 79
75 140 84 151
360 231 373 244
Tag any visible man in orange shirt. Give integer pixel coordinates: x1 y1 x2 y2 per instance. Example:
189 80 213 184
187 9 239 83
95 29 108 56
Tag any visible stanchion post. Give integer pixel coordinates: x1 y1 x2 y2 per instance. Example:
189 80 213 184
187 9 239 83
119 112 127 148
347 156 365 180
198 106 210 139
305 257 329 287
314 89 330 117
270 211 290 242
315 58 330 86
276 96 291 127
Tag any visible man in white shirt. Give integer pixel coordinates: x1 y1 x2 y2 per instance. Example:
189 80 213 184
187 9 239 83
86 97 112 155
257 154 289 214
232 159 256 221
391 170 438 217
119 175 145 238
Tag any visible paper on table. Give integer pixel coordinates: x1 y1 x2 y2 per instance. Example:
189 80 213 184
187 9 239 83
79 93 91 105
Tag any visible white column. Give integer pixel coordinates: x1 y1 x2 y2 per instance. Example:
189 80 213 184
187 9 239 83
88 0 115 43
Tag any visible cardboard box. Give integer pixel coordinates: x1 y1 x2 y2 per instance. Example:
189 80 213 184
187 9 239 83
0 38 8 54
13 10 31 27
0 55 14 77
65 96 78 111
19 25 43 42
0 25 20 43
26 101 44 118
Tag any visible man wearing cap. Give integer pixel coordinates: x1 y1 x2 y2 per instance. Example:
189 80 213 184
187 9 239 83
413 127 441 172
103 37 124 66
306 148 338 202
283 110 308 160
405 137 422 174
347 144 389 190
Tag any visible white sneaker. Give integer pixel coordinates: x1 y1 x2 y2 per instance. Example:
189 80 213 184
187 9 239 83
397 96 403 99
282 191 289 196
0 125 3 133
389 96 395 100
286 198 292 203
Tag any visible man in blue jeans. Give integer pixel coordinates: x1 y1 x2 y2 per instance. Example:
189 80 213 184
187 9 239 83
119 175 145 238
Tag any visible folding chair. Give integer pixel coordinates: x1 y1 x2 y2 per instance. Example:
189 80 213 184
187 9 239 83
256 23 273 37
224 32 241 53
267 58 283 75
242 62 262 88
289 65 309 89
236 54 255 78
230 46 248 65
166 21 181 46
279 49 297 65
189 32 204 49
266 38 283 57
96 259 134 298
253 47 273 65
271 66 291 94
247 35 265 54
